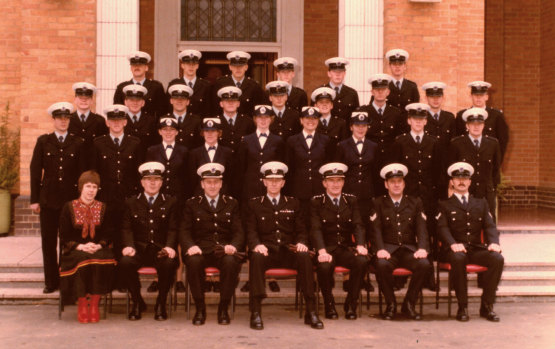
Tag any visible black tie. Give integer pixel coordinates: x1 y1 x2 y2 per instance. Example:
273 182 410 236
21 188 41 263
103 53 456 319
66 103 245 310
462 195 468 208
80 114 86 123
148 196 154 207
334 87 340 95
434 113 439 121
228 118 234 126
333 198 339 207
259 133 267 138
396 81 401 89
236 81 241 88
378 108 383 116
178 116 183 125
394 201 400 208
133 115 138 124
58 135 64 143
188 81 193 88
135 82 141 85
278 111 282 118
208 146 216 151
474 139 480 149
210 199 216 209
321 119 328 127
416 135 421 144
114 137 120 147
306 134 313 140
166 144 173 150
356 140 363 145
272 198 277 206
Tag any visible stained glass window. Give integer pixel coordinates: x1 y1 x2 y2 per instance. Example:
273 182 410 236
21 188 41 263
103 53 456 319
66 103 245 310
181 0 277 42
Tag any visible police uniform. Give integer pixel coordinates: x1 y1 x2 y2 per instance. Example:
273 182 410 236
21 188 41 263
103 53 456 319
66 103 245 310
145 117 190 200
370 164 431 320
448 108 501 219
30 102 86 293
167 50 212 118
211 51 265 117
122 84 159 159
437 162 504 322
312 87 348 154
68 83 108 170
310 163 368 319
113 51 170 118
120 162 179 321
322 57 360 123
166 84 203 150
272 57 308 113
237 106 285 201
246 162 323 330
266 80 302 141
179 163 245 325
216 86 256 155
455 81 509 162
385 49 420 118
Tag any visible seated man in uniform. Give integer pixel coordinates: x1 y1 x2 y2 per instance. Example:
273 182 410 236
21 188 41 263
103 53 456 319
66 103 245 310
246 161 323 330
437 162 504 322
310 163 368 320
179 163 244 326
120 161 179 321
371 163 431 320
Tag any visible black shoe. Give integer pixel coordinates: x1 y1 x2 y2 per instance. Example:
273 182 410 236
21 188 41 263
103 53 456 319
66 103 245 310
240 281 250 292
268 281 280 292
324 302 338 320
401 301 421 320
175 281 186 293
456 306 469 322
43 286 57 294
192 306 206 326
212 281 221 293
250 312 264 330
480 302 500 322
382 303 396 320
304 311 324 329
147 281 158 293
128 298 146 321
344 306 357 320
217 304 230 325
154 301 168 321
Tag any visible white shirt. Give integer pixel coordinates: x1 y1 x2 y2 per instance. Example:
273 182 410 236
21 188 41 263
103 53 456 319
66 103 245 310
54 131 68 142
372 101 386 114
320 114 331 127
232 77 245 87
267 194 280 205
77 110 90 122
273 107 285 118
145 193 159 204
353 136 364 153
469 135 482 147
329 82 343 93
256 129 269 148
128 111 142 123
163 141 175 159
206 194 220 208
132 78 146 85
302 130 315 148
392 78 404 89
174 112 187 123
453 192 469 205
327 194 341 206
390 196 403 206
110 133 124 144
184 76 197 87
410 131 425 143
205 143 217 162
224 113 237 125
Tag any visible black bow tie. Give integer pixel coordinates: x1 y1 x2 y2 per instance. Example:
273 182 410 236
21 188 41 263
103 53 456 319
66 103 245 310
305 134 313 139
259 133 267 138
356 140 364 145
166 145 173 150
208 146 216 151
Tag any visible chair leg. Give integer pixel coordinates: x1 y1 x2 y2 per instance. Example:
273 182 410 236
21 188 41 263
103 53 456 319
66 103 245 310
126 290 130 317
109 291 113 313
435 262 440 309
186 283 191 320
103 294 108 319
231 290 236 320
378 286 383 316
58 293 62 320
358 291 362 317
419 290 423 315
447 273 452 318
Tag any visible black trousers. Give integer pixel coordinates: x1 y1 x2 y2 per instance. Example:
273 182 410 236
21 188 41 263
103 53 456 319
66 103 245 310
184 252 241 305
316 246 368 308
40 207 61 289
119 244 178 303
447 247 504 305
249 246 316 312
374 247 431 304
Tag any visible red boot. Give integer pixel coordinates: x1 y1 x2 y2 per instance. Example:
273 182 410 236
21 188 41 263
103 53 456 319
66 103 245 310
89 294 101 323
77 297 89 323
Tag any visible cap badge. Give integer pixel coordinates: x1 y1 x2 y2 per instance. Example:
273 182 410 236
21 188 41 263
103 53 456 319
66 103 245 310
459 167 464 172
207 120 214 127
210 167 216 173
308 108 314 115
271 168 277 174
149 169 155 174
358 114 364 121
332 168 338 174
260 106 266 113
114 107 120 113
165 120 172 126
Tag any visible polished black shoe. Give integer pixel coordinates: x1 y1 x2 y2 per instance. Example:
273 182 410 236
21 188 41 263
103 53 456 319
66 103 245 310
128 299 147 321
250 312 264 330
212 281 221 293
43 286 57 294
268 281 280 292
401 301 421 320
154 301 168 321
192 306 206 325
382 303 396 320
240 281 250 292
456 306 469 322
324 302 338 319
304 311 324 329
345 307 357 320
175 281 186 293
480 302 500 322
147 281 158 293
217 304 231 325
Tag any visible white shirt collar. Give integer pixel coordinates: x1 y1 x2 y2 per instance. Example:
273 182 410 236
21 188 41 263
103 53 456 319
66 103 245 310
163 141 175 149
390 196 403 205
273 106 286 115
320 114 331 122
232 76 245 85
327 193 341 203
145 192 159 202
174 112 187 119
392 77 404 86
267 194 280 203
353 136 364 144
54 131 68 140
410 131 425 141
205 194 220 205
128 111 142 120
184 76 197 86
224 113 237 122
469 134 482 144
132 78 146 85
453 192 469 204
77 110 90 119
205 143 218 151
256 129 269 137
302 130 315 139
329 82 343 91
110 133 123 142
372 101 386 112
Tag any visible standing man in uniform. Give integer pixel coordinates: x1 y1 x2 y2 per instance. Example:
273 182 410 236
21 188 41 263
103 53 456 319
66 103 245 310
448 108 501 219
266 80 302 141
311 163 368 320
120 162 179 321
246 161 323 330
113 51 169 118
437 162 504 322
168 49 211 118
69 82 107 168
179 163 244 325
123 84 158 159
217 86 255 156
322 57 360 124
167 84 203 150
456 81 509 162
371 163 431 320
30 102 86 293
385 48 420 126
273 57 308 112
313 87 348 153
212 51 265 117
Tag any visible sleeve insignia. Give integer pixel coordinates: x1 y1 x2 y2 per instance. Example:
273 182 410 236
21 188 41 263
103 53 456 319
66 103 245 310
435 212 442 220
421 212 427 221
370 213 377 221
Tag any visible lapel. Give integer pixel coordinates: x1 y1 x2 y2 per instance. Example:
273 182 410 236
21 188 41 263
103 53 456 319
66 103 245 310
120 134 131 149
249 133 262 151
398 196 409 211
211 145 224 163
296 132 309 151
450 194 468 212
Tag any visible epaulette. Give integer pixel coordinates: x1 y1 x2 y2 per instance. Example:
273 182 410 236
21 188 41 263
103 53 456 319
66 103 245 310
452 135 465 141
484 135 499 143
250 196 262 202
395 133 407 140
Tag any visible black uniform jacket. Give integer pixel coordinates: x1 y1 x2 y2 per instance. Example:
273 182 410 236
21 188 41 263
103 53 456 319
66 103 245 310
335 137 378 201
174 112 203 150
179 195 245 254
322 83 360 123
218 114 255 155
437 195 499 248
68 111 108 149
146 143 189 199
358 104 404 163
90 134 141 206
317 116 348 154
386 79 420 113
124 112 159 157
425 110 456 152
30 133 86 209
114 78 170 118
310 193 366 252
447 135 501 197
286 86 308 113
121 193 179 252
246 195 308 251
187 144 235 197
285 132 331 200
212 75 265 116
269 108 302 141
237 132 285 200
167 77 212 118
455 106 509 161
370 195 429 254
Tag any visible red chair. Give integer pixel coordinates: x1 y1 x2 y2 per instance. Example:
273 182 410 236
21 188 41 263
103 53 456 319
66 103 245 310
126 267 175 318
264 268 303 318
185 267 237 319
316 266 364 317
436 263 488 317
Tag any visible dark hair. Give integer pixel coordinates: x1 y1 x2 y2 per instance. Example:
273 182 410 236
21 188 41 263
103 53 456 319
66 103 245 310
78 170 101 192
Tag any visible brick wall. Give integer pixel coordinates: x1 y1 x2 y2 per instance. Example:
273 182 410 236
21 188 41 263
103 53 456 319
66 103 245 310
140 0 155 79
303 0 338 95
